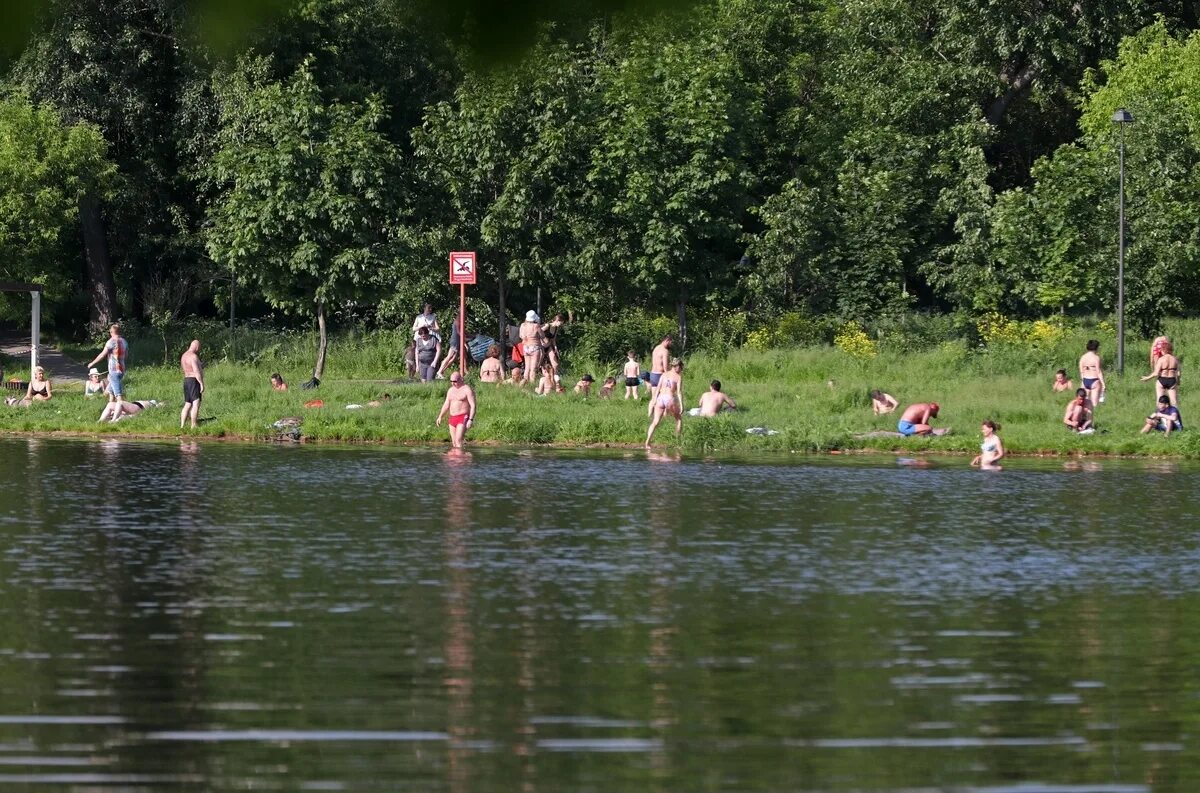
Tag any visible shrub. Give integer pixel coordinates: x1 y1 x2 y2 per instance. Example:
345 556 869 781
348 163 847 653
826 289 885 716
833 322 877 360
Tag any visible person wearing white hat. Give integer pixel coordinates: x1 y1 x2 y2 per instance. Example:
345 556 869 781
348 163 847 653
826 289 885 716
519 310 544 385
85 367 107 396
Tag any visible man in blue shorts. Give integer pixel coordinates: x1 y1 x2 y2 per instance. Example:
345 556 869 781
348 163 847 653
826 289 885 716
897 401 940 436
88 324 128 423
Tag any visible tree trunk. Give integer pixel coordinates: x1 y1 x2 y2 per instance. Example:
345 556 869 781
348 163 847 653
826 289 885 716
985 62 1039 128
80 194 117 328
313 299 329 380
676 287 688 352
497 270 507 370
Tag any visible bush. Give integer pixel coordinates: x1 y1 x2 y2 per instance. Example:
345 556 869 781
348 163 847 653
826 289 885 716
833 322 878 360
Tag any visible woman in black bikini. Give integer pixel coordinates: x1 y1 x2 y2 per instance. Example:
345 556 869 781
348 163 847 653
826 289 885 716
22 367 52 405
1141 339 1180 407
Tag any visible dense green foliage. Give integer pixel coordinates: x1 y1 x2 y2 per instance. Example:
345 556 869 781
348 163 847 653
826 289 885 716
2 0 1200 347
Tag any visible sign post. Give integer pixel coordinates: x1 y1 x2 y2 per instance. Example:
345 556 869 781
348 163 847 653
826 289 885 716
449 252 477 376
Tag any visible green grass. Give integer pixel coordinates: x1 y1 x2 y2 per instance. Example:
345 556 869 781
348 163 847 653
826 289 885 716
4 319 1200 457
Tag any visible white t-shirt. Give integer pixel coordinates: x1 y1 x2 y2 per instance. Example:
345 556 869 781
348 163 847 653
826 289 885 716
412 312 438 338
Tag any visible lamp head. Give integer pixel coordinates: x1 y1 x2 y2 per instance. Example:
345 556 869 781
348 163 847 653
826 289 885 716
1112 108 1134 124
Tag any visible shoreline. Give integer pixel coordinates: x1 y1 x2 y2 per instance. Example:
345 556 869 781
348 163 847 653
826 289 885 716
0 427 1189 461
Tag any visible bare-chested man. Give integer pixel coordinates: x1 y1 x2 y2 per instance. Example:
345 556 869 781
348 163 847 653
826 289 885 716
647 334 672 414
897 402 941 436
697 380 736 416
180 339 204 429
1078 339 1105 407
436 372 476 449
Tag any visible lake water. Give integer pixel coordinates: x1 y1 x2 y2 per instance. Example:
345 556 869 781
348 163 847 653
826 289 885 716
0 437 1195 792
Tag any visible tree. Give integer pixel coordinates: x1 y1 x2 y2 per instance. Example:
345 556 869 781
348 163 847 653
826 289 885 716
0 95 114 321
204 57 401 379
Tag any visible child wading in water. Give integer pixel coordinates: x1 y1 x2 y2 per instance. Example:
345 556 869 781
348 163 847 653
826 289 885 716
970 420 1004 470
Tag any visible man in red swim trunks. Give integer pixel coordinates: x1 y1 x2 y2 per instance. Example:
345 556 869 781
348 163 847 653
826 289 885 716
436 372 476 449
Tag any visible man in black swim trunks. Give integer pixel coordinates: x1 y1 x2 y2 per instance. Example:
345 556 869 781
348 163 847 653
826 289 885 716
180 339 204 430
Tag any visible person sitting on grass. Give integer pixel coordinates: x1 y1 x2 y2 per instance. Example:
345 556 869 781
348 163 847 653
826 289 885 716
480 345 504 383
85 368 107 396
1052 369 1074 393
1141 394 1183 436
98 399 162 422
507 366 524 386
897 402 942 436
22 367 52 405
870 389 898 415
271 373 288 392
599 377 616 399
1064 388 1094 433
697 380 737 416
574 374 595 396
535 363 556 395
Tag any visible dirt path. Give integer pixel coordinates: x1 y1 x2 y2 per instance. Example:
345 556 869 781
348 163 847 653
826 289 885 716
0 329 89 384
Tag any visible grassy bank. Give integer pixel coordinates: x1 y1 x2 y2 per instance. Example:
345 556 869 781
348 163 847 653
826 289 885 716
4 319 1200 457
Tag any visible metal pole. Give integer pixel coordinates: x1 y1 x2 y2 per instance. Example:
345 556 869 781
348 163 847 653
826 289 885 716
30 290 40 378
1117 123 1125 376
229 278 236 362
459 284 466 376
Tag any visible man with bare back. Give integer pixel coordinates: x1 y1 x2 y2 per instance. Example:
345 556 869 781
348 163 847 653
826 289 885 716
180 339 204 429
647 334 672 413
897 402 942 436
436 372 477 449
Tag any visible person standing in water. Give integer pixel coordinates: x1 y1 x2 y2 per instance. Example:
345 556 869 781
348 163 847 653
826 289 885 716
180 339 204 430
436 372 476 450
970 420 1004 469
1078 339 1105 407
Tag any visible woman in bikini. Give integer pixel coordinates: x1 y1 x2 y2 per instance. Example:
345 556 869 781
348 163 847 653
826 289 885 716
519 311 544 385
1078 339 1105 407
22 367 52 405
541 313 566 382
645 359 684 448
970 420 1004 470
1141 339 1180 407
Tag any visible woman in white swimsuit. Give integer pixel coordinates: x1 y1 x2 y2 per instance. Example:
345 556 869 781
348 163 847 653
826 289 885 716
645 359 684 448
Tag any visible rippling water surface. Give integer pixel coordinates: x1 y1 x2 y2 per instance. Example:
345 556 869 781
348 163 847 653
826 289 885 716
0 437 1196 791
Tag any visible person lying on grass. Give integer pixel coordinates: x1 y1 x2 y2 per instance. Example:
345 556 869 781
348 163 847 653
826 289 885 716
1063 388 1094 433
98 399 163 423
270 373 288 391
1141 395 1183 436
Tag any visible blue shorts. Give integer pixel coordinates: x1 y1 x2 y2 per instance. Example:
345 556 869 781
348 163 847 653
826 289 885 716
897 420 917 436
108 371 124 396
1082 377 1098 389
649 372 662 387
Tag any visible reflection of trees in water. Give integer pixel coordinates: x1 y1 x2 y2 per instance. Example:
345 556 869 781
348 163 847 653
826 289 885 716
647 476 677 793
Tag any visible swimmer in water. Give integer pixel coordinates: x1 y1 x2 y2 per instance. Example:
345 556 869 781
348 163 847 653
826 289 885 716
970 419 1004 469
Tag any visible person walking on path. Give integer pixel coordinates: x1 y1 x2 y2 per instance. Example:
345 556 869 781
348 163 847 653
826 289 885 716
180 339 204 430
1078 339 1105 408
436 372 476 450
88 324 128 422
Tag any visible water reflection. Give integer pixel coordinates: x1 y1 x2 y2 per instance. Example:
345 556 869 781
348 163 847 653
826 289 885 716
0 439 1197 792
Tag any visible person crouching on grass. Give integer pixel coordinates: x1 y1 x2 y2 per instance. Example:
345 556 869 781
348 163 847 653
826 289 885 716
1064 388 1094 433
436 372 476 450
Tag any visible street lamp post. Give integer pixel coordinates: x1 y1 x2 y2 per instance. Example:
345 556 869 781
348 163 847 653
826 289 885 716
1112 108 1134 375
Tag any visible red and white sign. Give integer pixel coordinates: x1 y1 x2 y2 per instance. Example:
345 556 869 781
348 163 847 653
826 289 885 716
449 251 477 285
